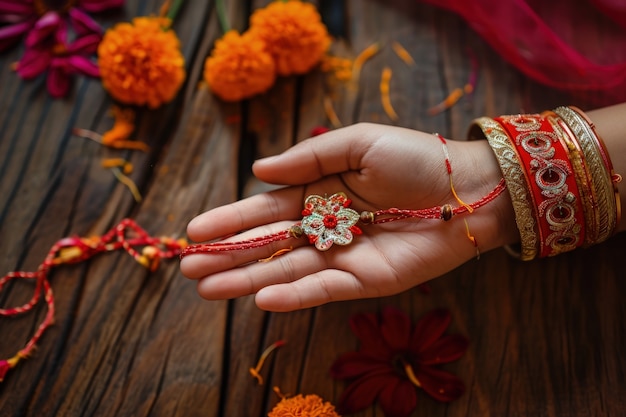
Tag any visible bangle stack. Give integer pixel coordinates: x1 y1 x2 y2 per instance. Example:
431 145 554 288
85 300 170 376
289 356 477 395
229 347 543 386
469 106 622 260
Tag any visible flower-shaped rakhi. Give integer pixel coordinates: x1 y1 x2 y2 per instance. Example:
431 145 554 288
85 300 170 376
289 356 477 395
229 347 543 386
180 134 508 258
180 180 506 258
300 193 361 250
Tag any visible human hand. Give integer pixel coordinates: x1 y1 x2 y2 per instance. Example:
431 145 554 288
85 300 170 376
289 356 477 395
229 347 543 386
180 123 517 311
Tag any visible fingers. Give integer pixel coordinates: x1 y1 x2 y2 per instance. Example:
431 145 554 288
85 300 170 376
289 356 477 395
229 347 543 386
191 240 402 312
254 270 369 312
252 123 377 185
186 187 304 242
193 249 374 312
180 220 305 279
195 246 327 300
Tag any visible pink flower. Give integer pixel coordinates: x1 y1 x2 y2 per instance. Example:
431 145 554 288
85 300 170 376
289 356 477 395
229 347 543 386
14 13 100 97
330 307 468 417
0 0 123 52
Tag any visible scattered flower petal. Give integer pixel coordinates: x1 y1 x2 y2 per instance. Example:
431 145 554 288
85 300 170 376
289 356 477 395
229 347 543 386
310 126 330 136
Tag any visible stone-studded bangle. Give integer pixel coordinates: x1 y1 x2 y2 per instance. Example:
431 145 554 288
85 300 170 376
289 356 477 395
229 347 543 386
468 117 539 260
553 106 622 242
543 110 599 246
494 114 586 257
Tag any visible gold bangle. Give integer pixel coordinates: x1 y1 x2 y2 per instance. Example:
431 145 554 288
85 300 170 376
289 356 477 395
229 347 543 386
468 117 538 260
543 110 598 246
553 106 620 243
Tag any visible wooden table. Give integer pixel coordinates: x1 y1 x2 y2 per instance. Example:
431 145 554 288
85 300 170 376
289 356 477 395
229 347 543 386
2 1 625 416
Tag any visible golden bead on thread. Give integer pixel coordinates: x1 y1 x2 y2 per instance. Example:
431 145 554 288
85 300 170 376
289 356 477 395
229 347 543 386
441 204 453 221
289 225 304 238
359 211 375 224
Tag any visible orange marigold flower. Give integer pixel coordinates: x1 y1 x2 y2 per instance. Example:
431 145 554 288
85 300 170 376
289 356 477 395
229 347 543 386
268 394 340 417
204 30 276 102
97 17 186 109
249 1 331 76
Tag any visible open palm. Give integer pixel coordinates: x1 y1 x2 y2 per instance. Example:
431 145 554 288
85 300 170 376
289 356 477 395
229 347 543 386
180 123 516 311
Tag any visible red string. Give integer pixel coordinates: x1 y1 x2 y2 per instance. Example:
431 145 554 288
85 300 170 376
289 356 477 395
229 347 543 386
180 230 293 255
180 177 507 254
372 178 506 223
0 219 186 382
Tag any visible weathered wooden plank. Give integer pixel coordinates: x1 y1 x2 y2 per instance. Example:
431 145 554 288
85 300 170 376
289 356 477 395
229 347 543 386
0 1 233 416
1 1 626 417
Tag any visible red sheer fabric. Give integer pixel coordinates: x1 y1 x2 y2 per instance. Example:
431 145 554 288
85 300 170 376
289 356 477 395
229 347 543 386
420 0 626 103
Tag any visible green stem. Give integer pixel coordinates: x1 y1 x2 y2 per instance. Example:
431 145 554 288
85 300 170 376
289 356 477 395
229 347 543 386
166 0 186 21
215 0 230 33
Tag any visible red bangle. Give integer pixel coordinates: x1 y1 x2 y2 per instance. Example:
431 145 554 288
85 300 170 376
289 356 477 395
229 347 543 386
494 114 585 257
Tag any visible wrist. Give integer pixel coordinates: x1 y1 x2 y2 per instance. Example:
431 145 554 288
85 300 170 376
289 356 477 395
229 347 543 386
448 140 520 252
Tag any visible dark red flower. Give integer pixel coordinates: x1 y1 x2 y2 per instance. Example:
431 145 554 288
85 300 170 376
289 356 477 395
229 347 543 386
330 307 468 417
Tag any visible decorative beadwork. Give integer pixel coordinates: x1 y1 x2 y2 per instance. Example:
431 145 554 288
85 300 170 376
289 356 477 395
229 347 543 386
300 193 362 251
495 114 585 257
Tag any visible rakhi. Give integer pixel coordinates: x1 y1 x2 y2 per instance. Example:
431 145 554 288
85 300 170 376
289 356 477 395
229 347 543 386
180 183 506 258
182 133 507 257
180 181 506 257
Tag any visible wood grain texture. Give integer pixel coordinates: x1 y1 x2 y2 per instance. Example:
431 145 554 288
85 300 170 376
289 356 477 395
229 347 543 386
1 1 625 416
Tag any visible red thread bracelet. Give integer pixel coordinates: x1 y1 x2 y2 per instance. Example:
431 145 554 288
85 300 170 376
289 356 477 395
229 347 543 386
181 179 507 257
0 219 187 382
183 133 507 257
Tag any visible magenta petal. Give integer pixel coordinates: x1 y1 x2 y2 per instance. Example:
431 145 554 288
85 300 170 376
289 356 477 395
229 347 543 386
349 312 392 358
47 62 71 97
380 306 411 351
410 308 452 353
16 48 51 79
77 0 125 13
336 368 398 415
418 334 469 365
330 351 389 379
0 20 33 51
69 8 102 36
378 378 418 417
0 1 35 15
25 12 62 47
415 364 465 402
67 33 101 54
67 55 99 77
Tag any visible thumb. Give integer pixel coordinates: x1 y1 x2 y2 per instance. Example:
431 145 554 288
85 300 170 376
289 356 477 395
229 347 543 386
252 124 375 185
